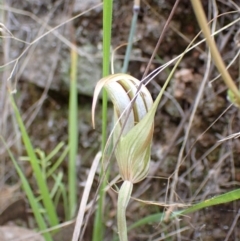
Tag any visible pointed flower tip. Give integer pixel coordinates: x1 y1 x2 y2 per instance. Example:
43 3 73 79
91 76 108 129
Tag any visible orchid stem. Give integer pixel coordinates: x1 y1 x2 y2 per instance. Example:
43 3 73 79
117 180 133 241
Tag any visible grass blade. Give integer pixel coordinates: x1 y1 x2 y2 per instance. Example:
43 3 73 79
9 94 59 227
122 8 138 73
181 189 240 215
129 189 240 230
47 145 69 178
1 136 53 241
68 44 78 219
72 152 101 241
92 0 113 240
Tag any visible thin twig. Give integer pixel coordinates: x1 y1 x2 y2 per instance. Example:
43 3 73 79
142 0 181 79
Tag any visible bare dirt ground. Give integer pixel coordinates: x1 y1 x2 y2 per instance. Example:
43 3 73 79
1 0 240 241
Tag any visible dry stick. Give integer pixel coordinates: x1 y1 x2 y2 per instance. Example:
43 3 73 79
72 152 101 241
142 0 181 79
191 0 240 104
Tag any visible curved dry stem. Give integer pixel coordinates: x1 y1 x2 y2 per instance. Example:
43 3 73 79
191 0 240 104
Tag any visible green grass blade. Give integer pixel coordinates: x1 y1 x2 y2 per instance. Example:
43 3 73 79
58 179 68 220
45 142 65 163
47 145 69 178
9 94 59 227
122 10 138 73
68 46 78 219
129 189 240 231
1 136 53 241
50 172 63 198
128 212 163 231
92 0 113 240
181 189 240 215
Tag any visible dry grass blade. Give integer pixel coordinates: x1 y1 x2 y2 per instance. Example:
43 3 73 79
72 152 101 241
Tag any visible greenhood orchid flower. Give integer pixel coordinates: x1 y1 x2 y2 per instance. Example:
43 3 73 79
92 73 157 241
92 73 154 183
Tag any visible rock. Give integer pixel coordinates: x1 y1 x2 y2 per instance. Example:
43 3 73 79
8 0 120 96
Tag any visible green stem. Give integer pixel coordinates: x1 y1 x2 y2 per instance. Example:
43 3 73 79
68 45 78 219
118 180 133 241
92 0 113 240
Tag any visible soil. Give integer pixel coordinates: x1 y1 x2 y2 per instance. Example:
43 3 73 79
1 0 240 241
